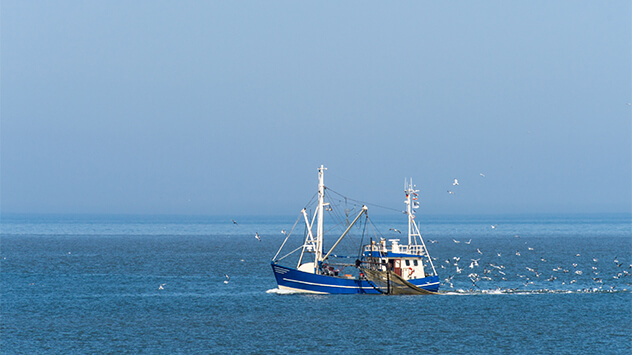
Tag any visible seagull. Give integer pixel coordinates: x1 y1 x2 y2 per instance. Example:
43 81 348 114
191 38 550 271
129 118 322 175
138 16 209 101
464 239 471 245
428 239 438 244
453 179 459 186
255 232 261 242
515 251 521 256
477 248 483 255
497 253 502 257
447 190 454 194
491 225 497 230
281 229 288 235
159 283 165 290
389 228 402 234
480 173 486 177
453 239 460 244
224 274 230 284
232 219 238 225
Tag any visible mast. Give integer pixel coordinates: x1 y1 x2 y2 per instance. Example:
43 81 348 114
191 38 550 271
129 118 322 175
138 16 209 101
404 178 420 245
315 165 327 270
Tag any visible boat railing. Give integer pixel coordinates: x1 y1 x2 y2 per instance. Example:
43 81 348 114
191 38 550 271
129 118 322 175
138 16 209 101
398 245 425 255
363 244 426 255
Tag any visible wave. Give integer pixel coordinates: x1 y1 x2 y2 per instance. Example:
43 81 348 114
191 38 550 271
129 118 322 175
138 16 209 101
266 288 303 295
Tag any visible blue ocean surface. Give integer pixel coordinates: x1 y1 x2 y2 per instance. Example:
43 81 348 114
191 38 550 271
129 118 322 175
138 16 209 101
2 213 631 354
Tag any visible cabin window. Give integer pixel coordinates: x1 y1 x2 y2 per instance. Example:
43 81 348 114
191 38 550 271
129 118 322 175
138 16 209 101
405 260 410 266
413 260 418 266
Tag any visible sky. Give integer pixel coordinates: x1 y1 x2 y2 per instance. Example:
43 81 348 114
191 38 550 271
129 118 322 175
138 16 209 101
1 1 631 216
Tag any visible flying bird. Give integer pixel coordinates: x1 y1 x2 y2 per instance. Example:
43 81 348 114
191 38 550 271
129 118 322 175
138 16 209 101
480 173 486 177
453 179 459 186
232 220 238 225
255 233 261 242
491 225 497 230
389 228 402 234
281 229 288 235
224 274 230 284
447 190 454 194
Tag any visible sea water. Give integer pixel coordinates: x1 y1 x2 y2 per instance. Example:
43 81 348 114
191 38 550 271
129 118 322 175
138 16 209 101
2 213 631 353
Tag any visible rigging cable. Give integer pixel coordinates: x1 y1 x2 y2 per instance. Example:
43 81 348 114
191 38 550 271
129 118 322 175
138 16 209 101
325 187 404 214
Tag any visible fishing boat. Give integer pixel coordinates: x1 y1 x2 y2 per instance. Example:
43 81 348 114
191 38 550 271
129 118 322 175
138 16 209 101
271 165 440 294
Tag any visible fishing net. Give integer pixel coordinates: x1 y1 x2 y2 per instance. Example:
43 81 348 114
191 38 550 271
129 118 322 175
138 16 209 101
361 268 437 295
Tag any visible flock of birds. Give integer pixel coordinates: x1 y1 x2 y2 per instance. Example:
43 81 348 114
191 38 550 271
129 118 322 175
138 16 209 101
433 175 630 293
429 227 631 293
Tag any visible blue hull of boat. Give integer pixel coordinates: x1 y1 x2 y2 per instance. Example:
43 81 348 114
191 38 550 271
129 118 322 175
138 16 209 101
271 263 440 294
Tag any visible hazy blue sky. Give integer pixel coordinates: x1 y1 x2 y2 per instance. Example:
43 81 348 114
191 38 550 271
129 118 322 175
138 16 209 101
2 1 631 216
